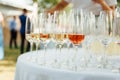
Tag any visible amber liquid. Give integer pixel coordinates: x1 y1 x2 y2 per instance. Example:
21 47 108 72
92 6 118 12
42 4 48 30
64 34 67 38
40 33 50 41
54 34 67 42
26 34 33 42
32 33 40 42
68 34 85 46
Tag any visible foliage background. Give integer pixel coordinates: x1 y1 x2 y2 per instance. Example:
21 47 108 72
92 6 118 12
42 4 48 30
33 0 60 12
118 0 120 2
35 0 120 12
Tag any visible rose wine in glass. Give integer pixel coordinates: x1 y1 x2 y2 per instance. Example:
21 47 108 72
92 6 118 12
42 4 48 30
68 34 85 46
67 9 85 71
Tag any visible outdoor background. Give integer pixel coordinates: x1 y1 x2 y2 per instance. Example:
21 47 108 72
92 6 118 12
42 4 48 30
0 0 120 80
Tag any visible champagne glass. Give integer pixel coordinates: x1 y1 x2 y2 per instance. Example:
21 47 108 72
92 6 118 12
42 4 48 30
25 16 34 52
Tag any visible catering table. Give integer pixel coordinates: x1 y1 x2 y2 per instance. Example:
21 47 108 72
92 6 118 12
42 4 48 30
14 48 120 80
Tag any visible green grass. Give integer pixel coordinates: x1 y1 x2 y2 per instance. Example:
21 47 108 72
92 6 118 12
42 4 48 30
5 47 20 60
0 46 20 80
0 46 20 67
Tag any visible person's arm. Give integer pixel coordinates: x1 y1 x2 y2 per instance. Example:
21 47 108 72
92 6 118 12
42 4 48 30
47 0 69 14
92 0 112 11
110 5 116 11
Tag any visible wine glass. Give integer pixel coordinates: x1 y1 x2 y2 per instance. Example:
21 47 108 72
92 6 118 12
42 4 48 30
82 12 96 68
39 13 52 53
68 9 85 51
97 11 113 68
112 7 120 47
39 13 53 65
32 14 40 53
25 16 34 52
67 9 85 71
53 11 67 52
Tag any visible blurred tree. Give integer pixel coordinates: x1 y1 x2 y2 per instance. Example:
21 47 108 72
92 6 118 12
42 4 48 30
117 0 120 6
118 0 120 2
32 0 72 13
35 0 60 12
33 0 37 2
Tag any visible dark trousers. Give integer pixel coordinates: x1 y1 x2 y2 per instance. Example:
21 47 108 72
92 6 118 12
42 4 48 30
20 33 30 54
9 29 18 48
20 33 25 54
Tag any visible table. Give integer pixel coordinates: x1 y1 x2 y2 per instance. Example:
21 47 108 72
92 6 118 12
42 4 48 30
14 49 120 80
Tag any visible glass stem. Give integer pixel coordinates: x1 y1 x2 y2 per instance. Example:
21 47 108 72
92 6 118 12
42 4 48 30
74 45 78 71
43 43 47 65
44 43 47 54
74 45 78 53
36 43 39 54
102 44 107 68
30 42 33 52
59 44 62 53
67 41 70 51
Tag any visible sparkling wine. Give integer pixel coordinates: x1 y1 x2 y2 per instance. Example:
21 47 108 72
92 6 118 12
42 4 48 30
68 34 85 46
54 34 66 42
32 33 40 42
26 33 40 42
26 34 33 42
49 33 54 39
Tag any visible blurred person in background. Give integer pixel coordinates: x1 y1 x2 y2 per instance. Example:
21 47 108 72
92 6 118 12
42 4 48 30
0 12 4 60
47 0 117 15
9 16 18 49
19 9 30 54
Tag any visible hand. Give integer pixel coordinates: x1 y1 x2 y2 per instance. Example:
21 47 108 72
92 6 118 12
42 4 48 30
92 0 105 4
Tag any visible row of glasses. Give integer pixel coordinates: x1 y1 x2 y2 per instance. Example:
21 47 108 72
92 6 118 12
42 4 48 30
25 10 96 69
25 9 120 71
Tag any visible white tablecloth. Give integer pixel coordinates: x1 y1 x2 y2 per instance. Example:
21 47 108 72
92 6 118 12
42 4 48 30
14 49 120 80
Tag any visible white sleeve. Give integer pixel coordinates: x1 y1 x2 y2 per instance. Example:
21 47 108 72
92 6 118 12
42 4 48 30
65 0 72 3
105 0 117 6
0 12 3 23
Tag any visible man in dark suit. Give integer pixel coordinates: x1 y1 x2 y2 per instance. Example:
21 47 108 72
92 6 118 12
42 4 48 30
19 9 30 54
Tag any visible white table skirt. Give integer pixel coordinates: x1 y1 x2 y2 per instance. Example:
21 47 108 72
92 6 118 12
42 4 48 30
14 49 120 80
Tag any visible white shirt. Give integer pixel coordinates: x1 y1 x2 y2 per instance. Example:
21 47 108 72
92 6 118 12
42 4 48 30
65 0 117 14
